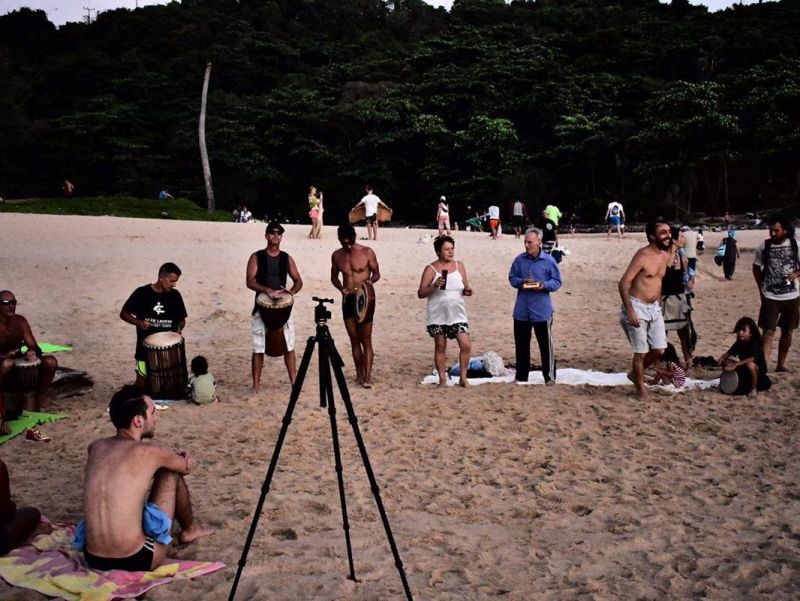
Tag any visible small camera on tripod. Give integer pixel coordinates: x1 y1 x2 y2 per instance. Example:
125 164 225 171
312 296 334 322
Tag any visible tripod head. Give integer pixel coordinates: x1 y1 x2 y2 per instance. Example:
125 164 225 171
312 296 334 323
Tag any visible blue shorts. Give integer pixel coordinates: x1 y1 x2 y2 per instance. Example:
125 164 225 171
609 215 621 226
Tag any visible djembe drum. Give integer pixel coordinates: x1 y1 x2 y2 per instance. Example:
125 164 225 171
256 291 294 357
142 332 188 399
354 281 376 324
2 357 41 420
720 368 750 395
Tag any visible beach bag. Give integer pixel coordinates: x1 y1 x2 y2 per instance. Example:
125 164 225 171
714 241 726 266
449 351 505 378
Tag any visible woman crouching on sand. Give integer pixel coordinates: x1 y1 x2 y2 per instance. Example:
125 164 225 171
417 235 473 387
719 316 771 397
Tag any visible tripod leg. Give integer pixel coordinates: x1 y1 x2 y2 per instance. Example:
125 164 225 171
229 336 317 601
319 341 358 581
323 335 415 601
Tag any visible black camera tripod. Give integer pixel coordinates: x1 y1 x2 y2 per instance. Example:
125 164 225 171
229 297 413 601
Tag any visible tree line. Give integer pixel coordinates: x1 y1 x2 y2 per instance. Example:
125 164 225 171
1 0 798 224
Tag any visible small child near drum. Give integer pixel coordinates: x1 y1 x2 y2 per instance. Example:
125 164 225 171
650 343 686 389
188 356 217 404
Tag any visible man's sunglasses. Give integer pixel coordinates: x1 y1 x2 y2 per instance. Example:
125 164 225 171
268 230 283 236
0 299 17 306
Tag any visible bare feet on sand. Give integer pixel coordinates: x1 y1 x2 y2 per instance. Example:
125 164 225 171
747 389 758 399
179 523 215 544
775 366 791 373
459 377 469 387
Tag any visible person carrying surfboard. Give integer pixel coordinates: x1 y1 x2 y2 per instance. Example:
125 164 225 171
353 185 390 241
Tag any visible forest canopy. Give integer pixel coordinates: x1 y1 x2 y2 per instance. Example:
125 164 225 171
1 0 799 223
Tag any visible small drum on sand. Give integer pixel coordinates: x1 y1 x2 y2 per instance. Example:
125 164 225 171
143 332 188 399
720 368 751 395
354 281 376 324
256 291 294 357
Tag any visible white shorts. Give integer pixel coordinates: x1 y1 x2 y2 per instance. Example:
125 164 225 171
252 312 295 354
620 297 667 354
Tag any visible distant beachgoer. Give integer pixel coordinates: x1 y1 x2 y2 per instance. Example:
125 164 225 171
618 219 671 400
511 200 528 238
62 180 74 199
352 185 389 241
437 196 451 237
487 205 500 239
308 186 322 239
417 236 473 387
158 190 174 201
719 317 771 397
723 229 740 280
538 210 558 255
682 225 698 288
605 201 625 240
544 204 562 226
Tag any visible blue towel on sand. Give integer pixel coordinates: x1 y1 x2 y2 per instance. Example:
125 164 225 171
72 502 173 551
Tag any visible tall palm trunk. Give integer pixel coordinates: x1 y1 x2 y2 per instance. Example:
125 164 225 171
199 62 215 213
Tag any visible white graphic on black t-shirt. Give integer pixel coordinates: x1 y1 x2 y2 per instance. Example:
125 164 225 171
153 302 165 315
764 246 799 296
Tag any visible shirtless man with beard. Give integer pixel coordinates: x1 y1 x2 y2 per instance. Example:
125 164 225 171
618 220 673 399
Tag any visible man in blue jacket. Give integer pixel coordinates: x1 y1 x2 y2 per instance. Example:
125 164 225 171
508 228 562 384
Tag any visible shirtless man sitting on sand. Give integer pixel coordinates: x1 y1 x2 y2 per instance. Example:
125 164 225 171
618 220 672 400
78 386 213 571
331 224 381 388
0 290 58 434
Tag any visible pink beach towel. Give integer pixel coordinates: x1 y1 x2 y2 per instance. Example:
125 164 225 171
0 522 224 601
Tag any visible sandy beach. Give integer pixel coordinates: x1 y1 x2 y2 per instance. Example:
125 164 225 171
0 214 798 600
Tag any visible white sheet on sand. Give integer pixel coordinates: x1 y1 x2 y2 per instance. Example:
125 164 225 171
421 367 719 392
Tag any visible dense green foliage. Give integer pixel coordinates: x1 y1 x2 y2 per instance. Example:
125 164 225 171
0 196 232 221
1 0 799 223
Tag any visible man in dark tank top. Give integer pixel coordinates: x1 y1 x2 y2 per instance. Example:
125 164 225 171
246 222 303 392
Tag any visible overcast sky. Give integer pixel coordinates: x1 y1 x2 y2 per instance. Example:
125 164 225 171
0 0 770 27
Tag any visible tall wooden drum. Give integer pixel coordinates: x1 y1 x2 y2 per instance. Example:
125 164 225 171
256 291 294 357
142 332 188 399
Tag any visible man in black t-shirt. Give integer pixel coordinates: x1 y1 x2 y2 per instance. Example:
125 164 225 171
538 211 558 255
120 263 187 390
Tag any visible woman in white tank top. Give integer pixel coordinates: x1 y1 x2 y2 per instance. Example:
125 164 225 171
417 235 473 386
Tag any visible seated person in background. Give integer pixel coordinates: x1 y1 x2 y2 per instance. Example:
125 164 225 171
0 290 58 434
650 342 686 388
1 459 49 556
719 316 771 398
187 356 216 404
76 386 213 571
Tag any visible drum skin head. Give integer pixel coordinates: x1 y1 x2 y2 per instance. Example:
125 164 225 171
256 291 294 310
143 331 183 348
13 357 42 368
355 281 375 324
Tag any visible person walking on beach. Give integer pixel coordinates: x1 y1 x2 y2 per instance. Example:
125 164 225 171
618 219 672 399
436 196 451 237
511 199 528 238
752 214 800 372
246 221 303 389
77 385 213 571
353 185 389 241
331 224 381 388
722 229 740 280
605 200 625 240
508 228 562 385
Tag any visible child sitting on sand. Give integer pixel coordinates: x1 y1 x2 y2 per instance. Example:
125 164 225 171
650 343 686 388
188 356 217 404
718 317 771 397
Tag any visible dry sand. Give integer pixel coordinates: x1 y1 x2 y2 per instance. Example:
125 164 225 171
0 214 798 600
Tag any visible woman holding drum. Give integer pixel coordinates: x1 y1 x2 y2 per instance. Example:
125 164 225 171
417 236 473 387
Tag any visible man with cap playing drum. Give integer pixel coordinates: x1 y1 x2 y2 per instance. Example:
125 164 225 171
120 263 187 392
331 224 381 388
247 221 303 391
0 290 59 434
